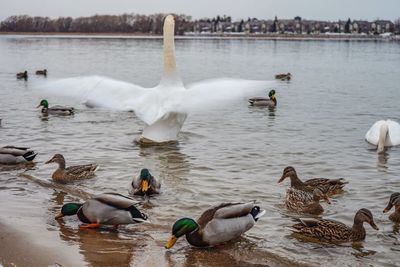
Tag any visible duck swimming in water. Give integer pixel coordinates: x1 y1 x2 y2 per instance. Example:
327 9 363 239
278 166 348 196
248 89 277 107
0 146 37 164
37 99 74 115
365 120 400 154
285 187 330 215
290 208 379 242
36 69 47 76
383 192 400 223
16 71 28 80
165 202 265 249
46 154 98 183
130 168 160 196
275 73 291 81
55 192 148 228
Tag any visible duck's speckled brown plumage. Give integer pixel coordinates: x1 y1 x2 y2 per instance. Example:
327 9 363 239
383 192 400 223
279 166 348 196
285 188 329 215
46 154 98 183
291 208 379 242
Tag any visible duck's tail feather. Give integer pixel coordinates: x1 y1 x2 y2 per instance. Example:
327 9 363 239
23 151 37 161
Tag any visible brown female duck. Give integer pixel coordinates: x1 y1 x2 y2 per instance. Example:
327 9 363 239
285 187 330 215
16 71 28 80
290 208 379 242
45 154 98 183
275 73 291 81
383 192 400 223
36 69 47 76
278 166 348 196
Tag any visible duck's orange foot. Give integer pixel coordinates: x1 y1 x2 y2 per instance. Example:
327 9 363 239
80 223 101 229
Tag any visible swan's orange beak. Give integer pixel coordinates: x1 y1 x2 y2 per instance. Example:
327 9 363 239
165 235 177 249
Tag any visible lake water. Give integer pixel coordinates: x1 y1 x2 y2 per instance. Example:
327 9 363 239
0 35 400 266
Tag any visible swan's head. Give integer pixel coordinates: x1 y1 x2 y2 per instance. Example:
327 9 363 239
164 15 175 26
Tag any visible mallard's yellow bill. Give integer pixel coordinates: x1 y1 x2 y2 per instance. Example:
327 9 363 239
141 180 149 192
165 235 177 249
55 213 64 219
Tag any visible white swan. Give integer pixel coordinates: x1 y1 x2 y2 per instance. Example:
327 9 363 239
365 120 400 153
39 15 272 144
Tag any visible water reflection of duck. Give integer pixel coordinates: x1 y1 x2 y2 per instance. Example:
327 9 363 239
55 193 148 229
248 89 277 107
57 221 137 267
165 202 265 249
285 188 330 215
275 73 291 80
383 192 400 223
0 145 37 164
290 208 379 242
278 166 348 196
37 99 74 115
45 154 98 183
130 168 161 196
365 120 400 154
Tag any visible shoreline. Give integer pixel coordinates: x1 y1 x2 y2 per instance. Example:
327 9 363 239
0 31 395 41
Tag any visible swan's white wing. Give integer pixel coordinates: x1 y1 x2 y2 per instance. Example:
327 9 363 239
387 120 400 146
365 120 385 145
37 76 162 124
180 78 275 112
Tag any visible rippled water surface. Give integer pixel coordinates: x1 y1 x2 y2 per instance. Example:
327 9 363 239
1 35 400 266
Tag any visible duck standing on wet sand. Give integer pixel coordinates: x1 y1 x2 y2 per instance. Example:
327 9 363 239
45 154 98 183
130 168 160 196
0 146 37 164
16 71 28 80
278 166 348 196
383 192 400 223
275 73 291 81
285 187 330 215
165 202 265 249
55 192 148 229
37 99 74 115
289 208 379 242
248 89 277 107
36 69 47 76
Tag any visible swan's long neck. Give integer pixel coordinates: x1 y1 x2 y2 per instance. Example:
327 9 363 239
160 15 183 87
377 123 389 153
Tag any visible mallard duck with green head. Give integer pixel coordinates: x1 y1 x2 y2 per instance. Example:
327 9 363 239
248 89 277 107
290 208 378 242
55 192 148 228
285 187 330 215
278 166 348 196
0 146 37 164
130 168 160 196
37 99 74 115
383 192 400 223
46 154 98 183
165 202 265 249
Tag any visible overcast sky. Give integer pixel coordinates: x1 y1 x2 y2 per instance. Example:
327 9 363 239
1 0 399 22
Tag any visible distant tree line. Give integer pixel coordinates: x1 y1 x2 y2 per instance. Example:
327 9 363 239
1 13 399 35
0 13 193 35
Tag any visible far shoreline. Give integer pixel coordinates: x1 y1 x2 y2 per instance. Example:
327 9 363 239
0 31 396 41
